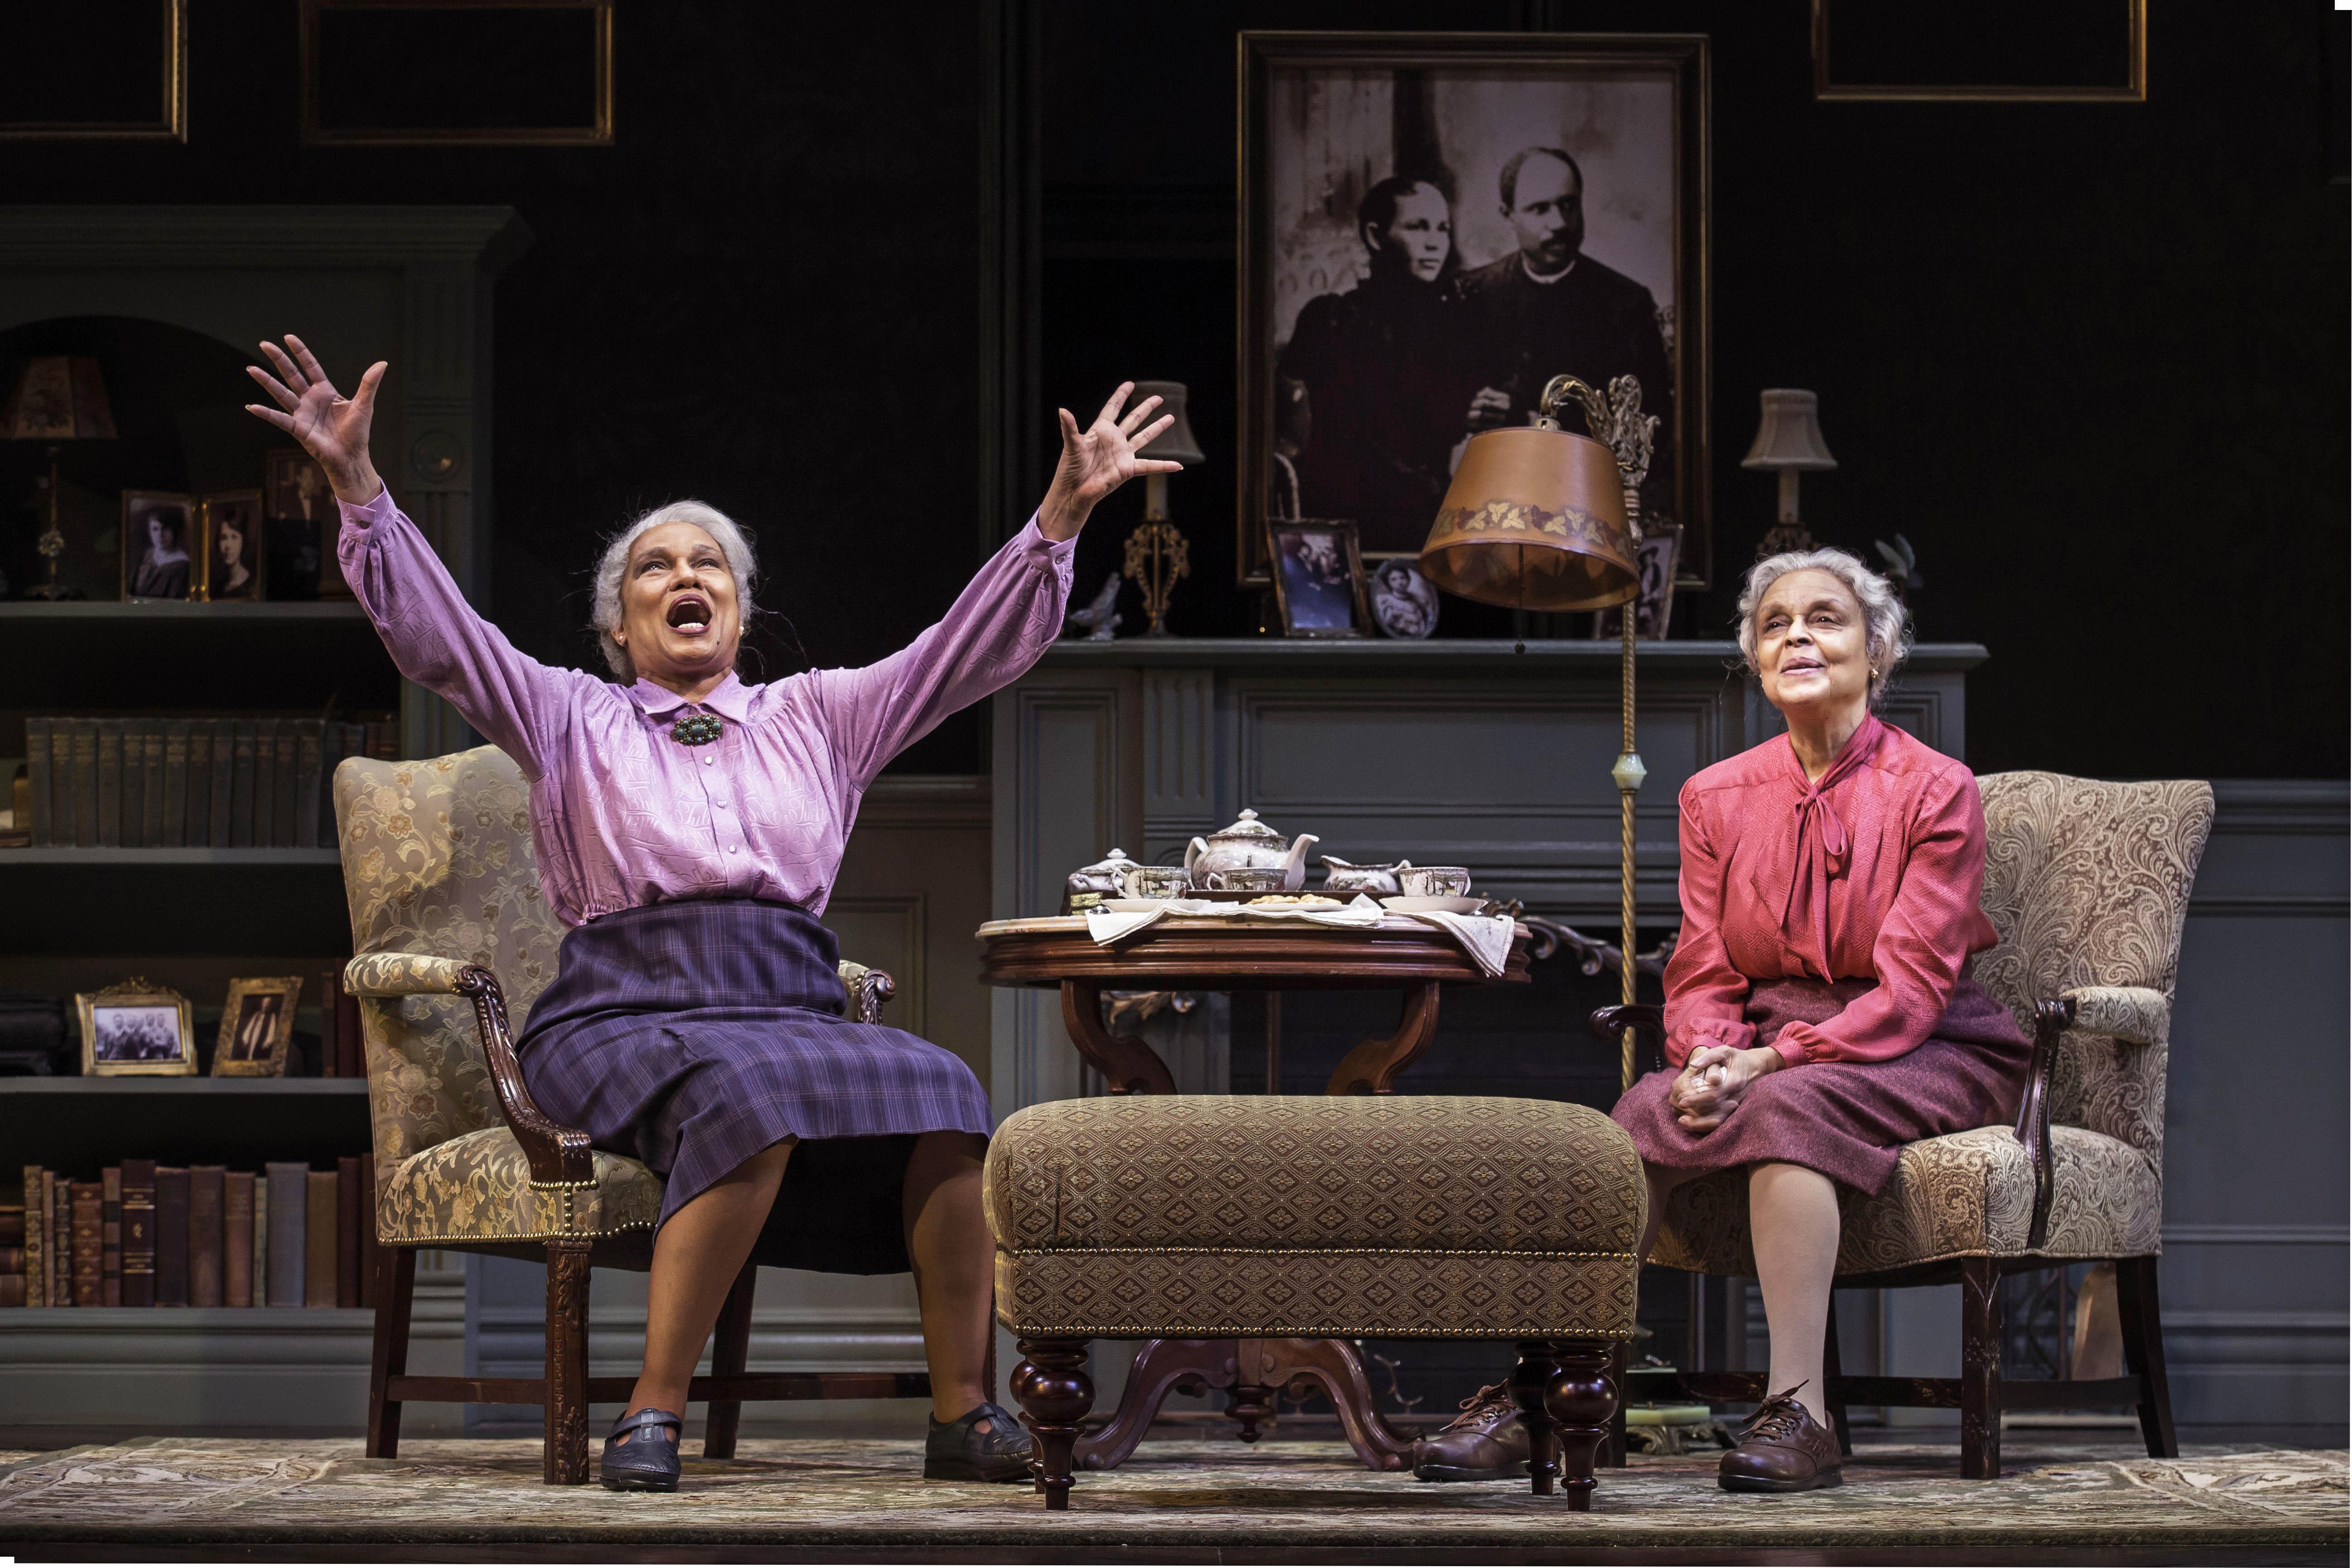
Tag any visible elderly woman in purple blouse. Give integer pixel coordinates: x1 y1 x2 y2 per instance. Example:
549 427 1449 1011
245 335 1176 1492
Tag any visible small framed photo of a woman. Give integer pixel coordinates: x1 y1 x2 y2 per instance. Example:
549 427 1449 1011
212 976 303 1077
1269 520 1372 638
202 491 266 602
77 979 198 1077
121 491 198 602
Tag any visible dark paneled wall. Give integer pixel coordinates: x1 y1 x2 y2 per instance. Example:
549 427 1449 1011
5 2 2342 778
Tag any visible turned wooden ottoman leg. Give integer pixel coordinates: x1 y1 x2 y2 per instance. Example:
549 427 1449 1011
1547 1339 1619 1511
1013 1338 1094 1510
1510 1341 1565 1496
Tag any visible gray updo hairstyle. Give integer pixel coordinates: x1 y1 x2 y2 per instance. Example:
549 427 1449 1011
1735 547 1911 706
591 500 759 684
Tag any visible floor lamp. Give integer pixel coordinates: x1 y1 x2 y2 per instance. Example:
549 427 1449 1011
1420 373 1658 1091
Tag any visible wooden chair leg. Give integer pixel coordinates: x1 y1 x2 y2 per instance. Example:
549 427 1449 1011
1012 1338 1093 1511
1602 1340 1628 1467
1822 1295 1853 1457
543 1237 593 1486
1546 1338 1618 1513
365 1245 417 1459
2115 1255 2178 1459
703 1259 757 1460
1509 1341 1564 1496
1959 1255 2002 1480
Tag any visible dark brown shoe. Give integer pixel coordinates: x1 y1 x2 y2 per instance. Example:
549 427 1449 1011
1719 1385 1842 1493
1412 1381 1530 1482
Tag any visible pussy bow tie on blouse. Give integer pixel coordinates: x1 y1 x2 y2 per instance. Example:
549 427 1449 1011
1761 717 1881 979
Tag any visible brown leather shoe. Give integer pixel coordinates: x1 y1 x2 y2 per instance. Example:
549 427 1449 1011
1719 1385 1843 1493
1412 1381 1530 1482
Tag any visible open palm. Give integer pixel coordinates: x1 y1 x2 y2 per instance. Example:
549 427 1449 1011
1041 382 1181 539
244 335 386 501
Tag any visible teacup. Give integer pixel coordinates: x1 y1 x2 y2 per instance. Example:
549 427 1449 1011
1119 864 1191 900
1204 865 1289 893
1397 865 1471 897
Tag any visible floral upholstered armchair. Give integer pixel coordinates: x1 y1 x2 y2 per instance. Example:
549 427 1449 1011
1593 771 2214 1480
333 744 905 1486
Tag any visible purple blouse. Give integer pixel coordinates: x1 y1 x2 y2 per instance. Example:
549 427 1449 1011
338 487 1074 926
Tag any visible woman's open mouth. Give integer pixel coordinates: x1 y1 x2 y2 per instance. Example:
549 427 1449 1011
667 595 711 635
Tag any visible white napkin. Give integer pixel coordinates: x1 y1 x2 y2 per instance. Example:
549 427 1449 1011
1402 910 1519 978
1083 894 1386 946
1084 902 1173 945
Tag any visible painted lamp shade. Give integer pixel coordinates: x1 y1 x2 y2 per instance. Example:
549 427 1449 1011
1418 425 1638 613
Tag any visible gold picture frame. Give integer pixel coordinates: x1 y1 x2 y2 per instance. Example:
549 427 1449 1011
200 490 267 603
1812 0 2147 104
77 978 197 1077
1268 519 1374 640
0 0 188 143
299 0 615 146
121 490 198 603
212 976 305 1078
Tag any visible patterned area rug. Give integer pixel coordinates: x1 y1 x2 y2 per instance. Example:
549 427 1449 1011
0 1436 2340 1552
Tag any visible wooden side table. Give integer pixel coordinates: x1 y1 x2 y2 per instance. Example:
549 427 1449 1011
978 913 1531 1471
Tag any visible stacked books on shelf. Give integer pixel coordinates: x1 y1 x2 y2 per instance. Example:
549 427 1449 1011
11 1159 376 1309
19 715 400 850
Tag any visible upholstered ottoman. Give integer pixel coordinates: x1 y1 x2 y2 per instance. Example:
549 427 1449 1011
985 1095 1646 1509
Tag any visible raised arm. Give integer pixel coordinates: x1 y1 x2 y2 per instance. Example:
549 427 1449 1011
245 336 571 769
812 383 1178 789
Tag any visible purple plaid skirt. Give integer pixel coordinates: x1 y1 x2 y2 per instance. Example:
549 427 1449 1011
1610 973 2032 1195
516 898 991 1274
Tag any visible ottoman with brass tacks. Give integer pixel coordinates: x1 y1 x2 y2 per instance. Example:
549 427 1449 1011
985 1095 1646 1510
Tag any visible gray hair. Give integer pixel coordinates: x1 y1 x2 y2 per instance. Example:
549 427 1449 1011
591 500 759 683
1735 547 1911 706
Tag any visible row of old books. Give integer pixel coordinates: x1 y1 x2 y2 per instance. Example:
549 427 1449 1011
4 1159 377 1309
21 716 400 851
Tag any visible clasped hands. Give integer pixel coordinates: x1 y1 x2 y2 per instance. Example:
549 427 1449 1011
1668 1043 1783 1132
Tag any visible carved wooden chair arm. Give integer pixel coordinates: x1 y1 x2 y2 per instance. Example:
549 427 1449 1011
343 950 595 1191
1589 1003 1668 1078
2015 995 2078 1251
836 961 896 1026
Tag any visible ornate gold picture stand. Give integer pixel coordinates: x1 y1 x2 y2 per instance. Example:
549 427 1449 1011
212 976 305 1077
77 979 196 1076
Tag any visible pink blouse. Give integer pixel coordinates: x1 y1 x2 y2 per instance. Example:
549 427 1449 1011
1661 715 2002 1068
338 488 1074 926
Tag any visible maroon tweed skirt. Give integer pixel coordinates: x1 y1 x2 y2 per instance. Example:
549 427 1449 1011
1610 973 2032 1195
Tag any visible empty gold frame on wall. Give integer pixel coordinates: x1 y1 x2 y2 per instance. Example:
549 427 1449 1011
0 0 188 142
1812 0 2147 104
300 0 615 145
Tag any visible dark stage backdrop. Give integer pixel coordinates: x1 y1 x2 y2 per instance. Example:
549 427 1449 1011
2 1 2341 779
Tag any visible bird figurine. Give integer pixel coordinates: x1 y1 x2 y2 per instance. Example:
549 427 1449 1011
1064 574 1122 641
1874 534 1923 602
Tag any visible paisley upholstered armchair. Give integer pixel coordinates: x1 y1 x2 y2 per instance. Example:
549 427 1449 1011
1594 771 2214 1480
333 745 911 1485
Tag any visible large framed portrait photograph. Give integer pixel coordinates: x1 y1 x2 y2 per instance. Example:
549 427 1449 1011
212 975 303 1077
1241 32 1711 586
77 979 197 1077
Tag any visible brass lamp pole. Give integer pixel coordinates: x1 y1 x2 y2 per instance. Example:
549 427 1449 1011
1419 374 1657 1091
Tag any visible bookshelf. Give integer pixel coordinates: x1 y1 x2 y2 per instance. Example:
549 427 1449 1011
0 206 525 1428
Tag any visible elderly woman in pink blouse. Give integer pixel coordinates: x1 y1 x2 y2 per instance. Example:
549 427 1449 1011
246 335 1176 1492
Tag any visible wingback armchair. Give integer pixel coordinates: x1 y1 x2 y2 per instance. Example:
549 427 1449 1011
333 745 913 1485
1594 771 2214 1479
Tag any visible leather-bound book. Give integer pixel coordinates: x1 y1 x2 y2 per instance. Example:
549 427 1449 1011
139 723 165 848
188 1165 225 1308
253 1174 269 1307
19 1169 43 1308
207 718 235 848
271 722 299 848
162 720 191 847
119 721 145 848
101 1167 121 1305
293 719 324 850
95 719 124 848
335 1156 362 1307
46 1172 66 1305
118 1160 155 1307
69 720 97 848
229 721 257 849
264 1163 305 1306
304 1170 337 1307
223 1172 254 1307
0 1201 20 1244
0 1274 22 1307
25 717 53 847
185 722 212 847
154 1167 190 1307
251 719 277 849
0 1246 19 1272
71 1182 102 1306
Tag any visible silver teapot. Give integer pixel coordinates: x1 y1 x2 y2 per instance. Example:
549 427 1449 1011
1183 809 1319 893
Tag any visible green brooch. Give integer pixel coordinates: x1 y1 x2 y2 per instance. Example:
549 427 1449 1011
670 713 725 746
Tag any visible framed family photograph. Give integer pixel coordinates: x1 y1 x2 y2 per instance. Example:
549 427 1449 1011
77 979 196 1077
1240 32 1711 586
212 976 303 1077
1269 519 1372 638
202 490 266 602
120 490 198 601
265 447 349 597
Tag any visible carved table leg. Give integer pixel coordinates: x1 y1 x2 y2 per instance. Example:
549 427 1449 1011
1511 1341 1565 1495
1324 981 1443 1095
1014 1338 1095 1510
1061 980 1178 1096
1547 1338 1619 1512
1263 1337 1417 1472
1076 1339 1239 1470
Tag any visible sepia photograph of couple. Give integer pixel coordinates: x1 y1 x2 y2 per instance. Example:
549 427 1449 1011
1243 33 1708 582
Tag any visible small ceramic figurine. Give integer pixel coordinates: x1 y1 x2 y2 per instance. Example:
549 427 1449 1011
1183 809 1319 893
1320 855 1412 896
